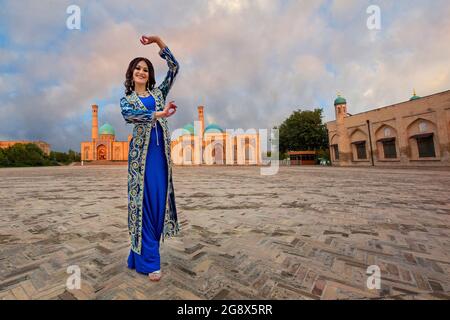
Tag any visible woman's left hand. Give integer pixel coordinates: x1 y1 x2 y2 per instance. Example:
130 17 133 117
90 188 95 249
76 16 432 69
162 101 177 118
140 35 160 45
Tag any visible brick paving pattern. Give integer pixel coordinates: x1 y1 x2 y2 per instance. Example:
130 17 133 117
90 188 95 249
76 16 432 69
0 165 449 300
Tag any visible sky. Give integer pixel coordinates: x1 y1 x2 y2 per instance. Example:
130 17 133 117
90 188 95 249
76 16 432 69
1 0 449 152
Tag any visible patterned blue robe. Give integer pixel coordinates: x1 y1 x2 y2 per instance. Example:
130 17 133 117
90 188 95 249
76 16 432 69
119 46 180 255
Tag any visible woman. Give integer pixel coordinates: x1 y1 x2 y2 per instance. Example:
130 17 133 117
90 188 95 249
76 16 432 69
120 35 180 281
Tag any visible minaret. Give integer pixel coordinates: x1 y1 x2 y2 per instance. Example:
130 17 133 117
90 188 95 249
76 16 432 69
334 93 348 120
334 94 351 165
92 104 99 141
193 106 205 165
197 106 205 138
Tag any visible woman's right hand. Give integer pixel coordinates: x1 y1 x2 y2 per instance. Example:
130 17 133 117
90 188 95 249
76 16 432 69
162 101 177 118
140 35 167 52
140 35 160 45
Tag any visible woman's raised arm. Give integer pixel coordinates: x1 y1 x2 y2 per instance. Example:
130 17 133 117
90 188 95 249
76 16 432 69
157 46 180 100
141 35 180 100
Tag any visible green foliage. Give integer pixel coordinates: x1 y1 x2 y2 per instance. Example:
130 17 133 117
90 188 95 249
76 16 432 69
279 152 289 160
316 148 331 164
49 149 81 164
279 108 329 154
0 148 9 166
0 144 81 167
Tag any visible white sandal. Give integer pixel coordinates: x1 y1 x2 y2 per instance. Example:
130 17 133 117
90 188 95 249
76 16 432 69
148 270 162 281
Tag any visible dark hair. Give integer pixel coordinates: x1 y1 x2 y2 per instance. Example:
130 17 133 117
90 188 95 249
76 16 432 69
124 57 156 95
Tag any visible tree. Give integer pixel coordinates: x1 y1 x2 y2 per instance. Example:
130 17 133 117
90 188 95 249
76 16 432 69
279 108 329 157
49 149 81 164
24 143 47 166
5 143 30 166
0 143 81 167
0 148 9 167
49 150 70 163
67 149 81 162
3 143 52 166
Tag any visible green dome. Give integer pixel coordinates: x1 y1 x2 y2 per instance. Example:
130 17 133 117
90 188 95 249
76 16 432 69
99 123 115 135
204 123 224 133
334 95 347 106
410 89 421 101
182 123 195 135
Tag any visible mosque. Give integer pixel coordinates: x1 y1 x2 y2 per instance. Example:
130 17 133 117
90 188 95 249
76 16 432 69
80 104 261 165
326 89 450 166
171 106 261 165
80 105 130 162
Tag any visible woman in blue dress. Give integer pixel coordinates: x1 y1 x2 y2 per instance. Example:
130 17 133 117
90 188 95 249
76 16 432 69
120 35 180 281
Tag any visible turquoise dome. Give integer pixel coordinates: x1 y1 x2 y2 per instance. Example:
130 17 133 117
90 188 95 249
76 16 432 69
410 89 421 101
204 123 224 133
334 95 347 106
99 123 115 135
182 123 195 135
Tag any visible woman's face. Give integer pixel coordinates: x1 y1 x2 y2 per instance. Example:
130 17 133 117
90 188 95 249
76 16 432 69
133 60 149 86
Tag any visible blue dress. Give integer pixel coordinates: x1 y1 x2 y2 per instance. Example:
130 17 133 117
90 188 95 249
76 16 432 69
127 95 168 274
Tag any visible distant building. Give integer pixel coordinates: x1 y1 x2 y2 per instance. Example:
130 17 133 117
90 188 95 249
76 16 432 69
287 151 317 165
171 106 261 165
81 104 261 165
0 140 51 155
326 90 450 167
80 105 131 161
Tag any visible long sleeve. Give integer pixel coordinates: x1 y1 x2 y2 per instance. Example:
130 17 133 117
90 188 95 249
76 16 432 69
120 97 157 125
157 46 180 100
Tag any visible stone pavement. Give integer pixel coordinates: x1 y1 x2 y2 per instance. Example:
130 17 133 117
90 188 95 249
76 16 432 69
0 165 449 300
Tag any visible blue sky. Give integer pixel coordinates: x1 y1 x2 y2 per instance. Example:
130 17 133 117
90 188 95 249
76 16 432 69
1 0 449 152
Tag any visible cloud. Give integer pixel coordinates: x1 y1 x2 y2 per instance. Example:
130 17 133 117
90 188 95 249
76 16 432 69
0 0 449 152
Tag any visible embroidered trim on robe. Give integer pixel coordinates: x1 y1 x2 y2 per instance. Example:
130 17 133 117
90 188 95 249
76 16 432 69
119 46 180 254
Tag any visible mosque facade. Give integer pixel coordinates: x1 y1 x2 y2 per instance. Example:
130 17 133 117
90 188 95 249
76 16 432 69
81 104 261 165
171 106 261 165
326 90 450 167
80 105 130 161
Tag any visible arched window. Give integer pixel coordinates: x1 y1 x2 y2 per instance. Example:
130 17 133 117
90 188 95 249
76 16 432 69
330 135 339 161
332 145 339 160
407 119 438 159
84 147 89 160
184 144 193 164
350 129 368 161
355 142 367 159
375 125 398 160
245 137 250 163
416 134 435 158
214 142 224 164
114 147 121 160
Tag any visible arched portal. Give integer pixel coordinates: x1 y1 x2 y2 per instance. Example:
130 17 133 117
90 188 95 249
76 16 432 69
214 142 224 164
97 144 107 160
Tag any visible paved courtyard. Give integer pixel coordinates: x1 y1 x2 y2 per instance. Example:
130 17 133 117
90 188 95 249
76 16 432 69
0 165 449 300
